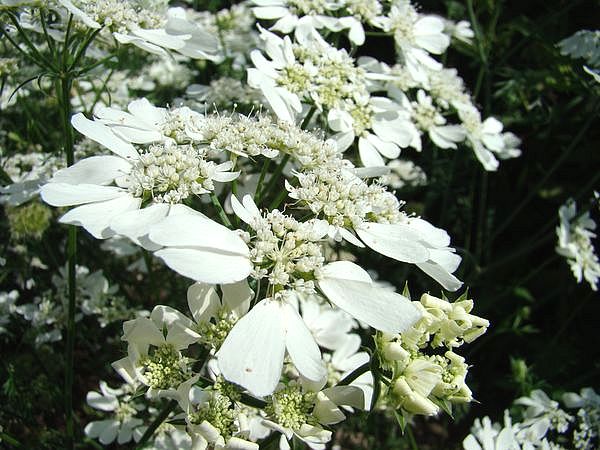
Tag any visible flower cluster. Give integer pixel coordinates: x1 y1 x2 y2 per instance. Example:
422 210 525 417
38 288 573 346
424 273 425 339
377 292 489 417
556 198 600 291
464 387 600 450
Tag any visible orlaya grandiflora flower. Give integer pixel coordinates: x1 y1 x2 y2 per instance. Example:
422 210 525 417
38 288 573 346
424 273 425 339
112 305 200 398
387 87 466 151
175 377 259 450
58 1 219 60
327 96 419 167
84 381 144 445
262 380 365 450
250 0 366 46
247 28 304 123
457 103 511 171
374 0 449 83
288 167 463 290
39 104 251 284
215 194 420 397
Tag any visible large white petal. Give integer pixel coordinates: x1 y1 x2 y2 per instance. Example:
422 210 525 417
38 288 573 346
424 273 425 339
51 156 131 185
365 133 401 159
149 213 249 256
282 302 326 383
110 203 169 244
217 299 286 397
406 218 451 248
252 6 288 19
59 194 141 239
71 113 139 160
96 105 163 144
221 280 253 317
41 182 126 207
154 248 252 284
356 222 430 263
318 262 421 333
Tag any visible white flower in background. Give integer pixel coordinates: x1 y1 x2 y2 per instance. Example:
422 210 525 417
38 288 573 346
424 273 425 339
299 294 356 350
0 152 64 206
426 66 472 109
250 0 366 46
0 290 19 334
379 159 427 189
262 380 364 450
84 381 144 445
442 18 475 44
556 199 600 291
324 333 374 409
458 104 509 171
58 1 219 59
375 0 449 82
563 388 600 450
186 77 265 112
463 413 520 450
515 390 573 440
176 379 259 450
113 305 200 396
388 87 466 151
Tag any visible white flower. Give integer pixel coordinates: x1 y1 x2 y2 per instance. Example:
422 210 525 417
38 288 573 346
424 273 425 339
84 381 144 445
328 96 418 167
0 290 19 334
379 159 427 189
251 0 366 46
458 104 506 171
556 199 600 291
388 88 466 151
113 305 200 396
262 380 364 450
375 0 449 82
58 2 219 59
39 107 251 284
463 414 521 450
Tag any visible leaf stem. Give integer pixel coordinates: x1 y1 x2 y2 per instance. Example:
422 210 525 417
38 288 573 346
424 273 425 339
135 400 178 449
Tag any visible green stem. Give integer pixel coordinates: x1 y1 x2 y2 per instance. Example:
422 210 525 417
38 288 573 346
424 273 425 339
259 154 290 208
210 192 233 228
135 400 178 450
406 425 419 450
338 361 370 386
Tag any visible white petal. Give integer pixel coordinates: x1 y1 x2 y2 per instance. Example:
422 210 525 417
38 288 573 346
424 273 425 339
415 261 463 291
230 194 258 226
86 391 118 412
131 28 187 51
110 203 169 244
154 248 252 284
356 222 430 263
365 133 401 159
221 280 253 317
358 137 386 167
252 6 288 19
318 262 421 333
41 183 126 206
149 212 248 256
322 385 365 409
51 156 131 185
282 302 326 383
59 194 141 239
217 299 286 397
128 98 167 125
99 420 120 445
187 282 220 323
71 113 138 160
406 218 451 248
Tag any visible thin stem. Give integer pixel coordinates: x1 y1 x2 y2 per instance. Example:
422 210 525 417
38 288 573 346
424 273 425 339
254 158 271 202
259 154 290 208
210 192 233 228
338 361 370 386
135 400 178 450
300 106 317 130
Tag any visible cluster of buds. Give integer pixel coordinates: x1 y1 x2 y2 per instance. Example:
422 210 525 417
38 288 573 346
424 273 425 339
377 291 489 418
